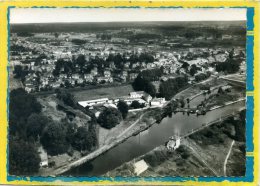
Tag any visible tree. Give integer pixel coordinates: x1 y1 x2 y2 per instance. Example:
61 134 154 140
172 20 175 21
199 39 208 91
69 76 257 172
26 113 49 140
71 39 86 45
13 65 28 79
234 110 246 142
65 122 77 144
9 138 40 175
159 76 188 100
76 54 86 69
56 89 75 107
132 70 160 97
97 108 122 129
40 122 69 155
179 99 185 108
130 100 142 109
132 74 148 91
181 62 189 70
215 51 241 74
189 64 198 76
145 82 156 98
9 88 42 135
54 32 59 38
72 126 97 151
117 101 129 119
195 72 210 82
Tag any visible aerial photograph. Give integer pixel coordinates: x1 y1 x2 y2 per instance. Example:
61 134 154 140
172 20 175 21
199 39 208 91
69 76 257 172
8 8 246 177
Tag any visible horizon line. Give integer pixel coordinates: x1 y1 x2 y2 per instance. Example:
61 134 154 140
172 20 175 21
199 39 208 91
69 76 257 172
10 20 246 25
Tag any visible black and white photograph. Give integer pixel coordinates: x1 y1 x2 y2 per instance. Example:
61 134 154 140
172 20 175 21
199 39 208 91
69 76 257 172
8 8 246 177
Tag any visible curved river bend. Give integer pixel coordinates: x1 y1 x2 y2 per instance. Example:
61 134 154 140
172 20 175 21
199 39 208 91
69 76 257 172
65 94 245 176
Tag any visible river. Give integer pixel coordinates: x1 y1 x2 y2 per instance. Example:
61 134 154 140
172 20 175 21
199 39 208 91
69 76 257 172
65 93 245 176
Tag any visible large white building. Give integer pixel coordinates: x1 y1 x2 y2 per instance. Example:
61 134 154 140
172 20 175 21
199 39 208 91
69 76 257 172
78 98 110 107
151 98 166 106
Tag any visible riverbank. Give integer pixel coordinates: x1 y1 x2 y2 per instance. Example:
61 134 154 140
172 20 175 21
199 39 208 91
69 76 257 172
106 110 246 177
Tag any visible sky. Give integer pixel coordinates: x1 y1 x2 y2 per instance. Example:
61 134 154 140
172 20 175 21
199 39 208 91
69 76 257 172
10 8 247 24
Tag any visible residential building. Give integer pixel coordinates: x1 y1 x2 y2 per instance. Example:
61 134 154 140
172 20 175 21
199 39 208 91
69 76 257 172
151 98 166 106
129 91 145 99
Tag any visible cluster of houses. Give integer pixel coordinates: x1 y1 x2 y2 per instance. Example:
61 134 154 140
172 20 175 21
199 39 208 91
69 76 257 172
10 32 245 93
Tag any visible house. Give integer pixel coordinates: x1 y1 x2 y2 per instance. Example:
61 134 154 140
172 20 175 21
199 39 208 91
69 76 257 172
151 98 166 106
77 78 84 84
166 138 180 151
59 74 67 79
84 74 94 82
91 67 98 76
108 61 115 69
104 69 111 77
129 91 145 99
69 79 75 85
30 62 35 70
103 103 117 109
215 53 228 63
120 76 127 82
124 62 130 68
134 159 149 176
222 85 232 91
96 76 113 83
129 73 138 81
143 94 152 103
141 62 147 68
78 98 109 107
124 98 147 106
38 146 48 167
222 35 232 40
207 56 216 63
25 84 35 93
72 74 80 80
132 63 140 68
121 71 128 78
51 82 60 88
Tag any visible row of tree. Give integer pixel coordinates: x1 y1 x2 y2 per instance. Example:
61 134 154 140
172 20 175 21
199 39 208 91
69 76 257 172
53 52 156 77
159 76 189 100
41 120 97 155
9 89 43 175
215 60 241 74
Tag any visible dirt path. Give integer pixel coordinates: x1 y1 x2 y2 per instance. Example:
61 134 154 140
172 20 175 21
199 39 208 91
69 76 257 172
224 140 235 176
117 113 145 138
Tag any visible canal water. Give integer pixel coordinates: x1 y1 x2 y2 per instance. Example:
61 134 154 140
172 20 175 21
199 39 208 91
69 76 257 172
65 94 245 176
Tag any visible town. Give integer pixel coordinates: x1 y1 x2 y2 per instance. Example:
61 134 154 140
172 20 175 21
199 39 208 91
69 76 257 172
9 21 246 177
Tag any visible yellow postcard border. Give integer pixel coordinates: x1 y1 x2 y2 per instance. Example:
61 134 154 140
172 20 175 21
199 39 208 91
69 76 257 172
0 1 259 185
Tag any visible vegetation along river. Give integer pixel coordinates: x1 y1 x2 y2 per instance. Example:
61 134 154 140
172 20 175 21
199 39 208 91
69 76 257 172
65 93 245 176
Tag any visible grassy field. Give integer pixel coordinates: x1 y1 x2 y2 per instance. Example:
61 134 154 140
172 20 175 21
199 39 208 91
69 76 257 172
72 84 134 101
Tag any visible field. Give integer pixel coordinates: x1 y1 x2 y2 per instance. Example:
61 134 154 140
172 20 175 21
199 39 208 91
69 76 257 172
72 84 134 101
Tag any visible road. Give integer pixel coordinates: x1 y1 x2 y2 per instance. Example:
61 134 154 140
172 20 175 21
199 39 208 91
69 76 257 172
224 140 235 176
117 113 145 138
